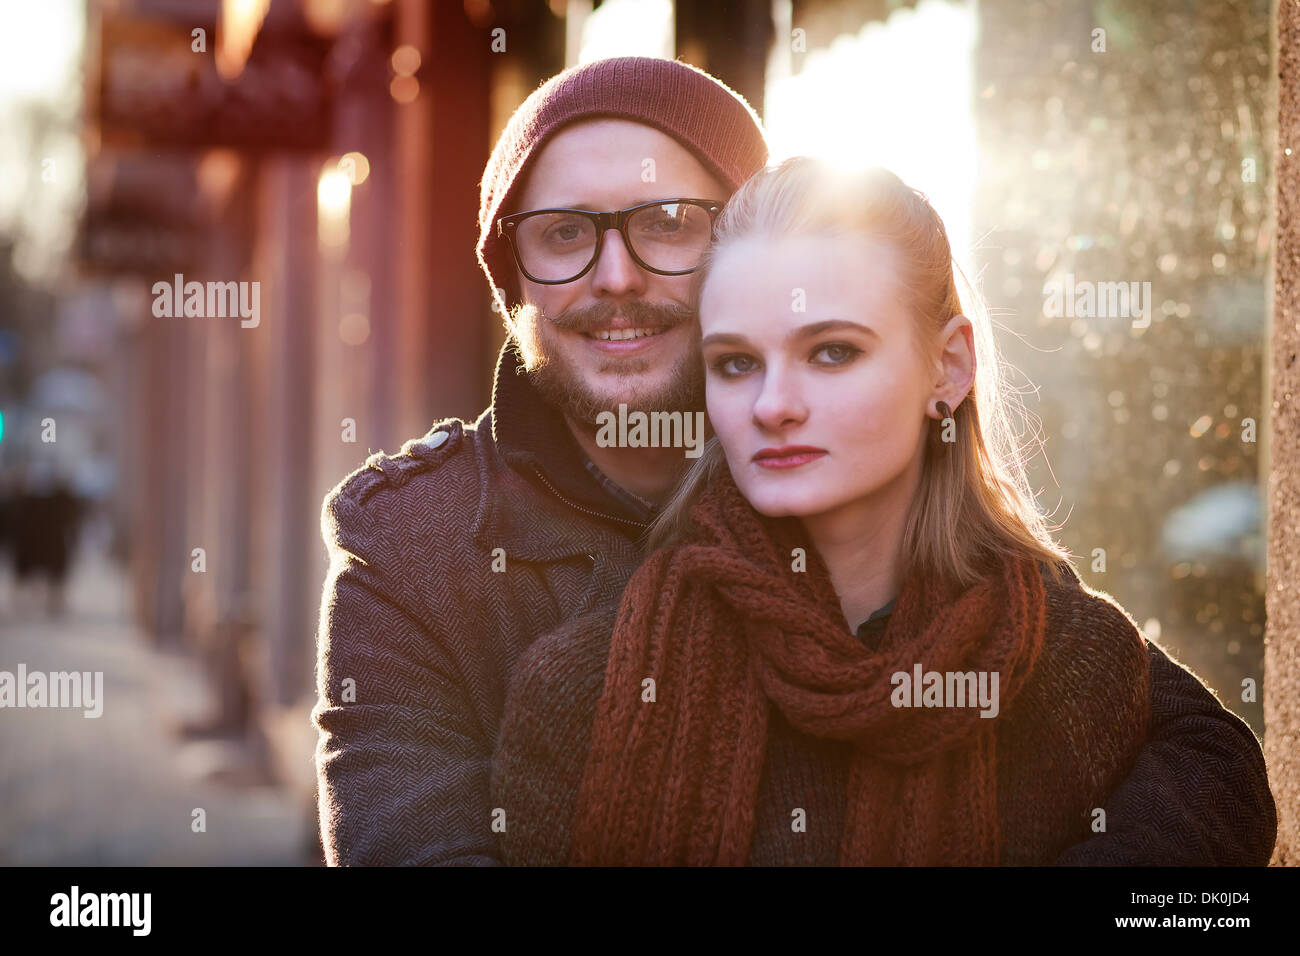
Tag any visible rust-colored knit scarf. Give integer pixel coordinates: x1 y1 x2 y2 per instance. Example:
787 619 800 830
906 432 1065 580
569 466 1050 866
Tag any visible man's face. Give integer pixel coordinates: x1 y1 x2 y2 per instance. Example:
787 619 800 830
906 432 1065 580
505 118 730 425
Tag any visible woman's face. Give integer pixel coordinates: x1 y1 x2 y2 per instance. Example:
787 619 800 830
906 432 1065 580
699 233 939 524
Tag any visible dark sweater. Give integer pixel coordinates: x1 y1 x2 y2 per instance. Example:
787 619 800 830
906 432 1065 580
491 561 1162 865
856 597 896 638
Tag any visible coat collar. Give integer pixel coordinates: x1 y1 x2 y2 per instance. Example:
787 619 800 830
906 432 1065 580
476 338 652 561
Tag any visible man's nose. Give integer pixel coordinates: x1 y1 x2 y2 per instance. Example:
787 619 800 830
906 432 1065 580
589 228 649 298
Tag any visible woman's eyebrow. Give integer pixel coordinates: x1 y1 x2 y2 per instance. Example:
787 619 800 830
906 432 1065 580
701 319 878 349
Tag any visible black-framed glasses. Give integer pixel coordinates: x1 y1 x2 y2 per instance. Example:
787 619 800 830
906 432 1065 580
496 198 724 284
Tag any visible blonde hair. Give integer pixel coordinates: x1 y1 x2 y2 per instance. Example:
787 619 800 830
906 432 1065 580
642 157 1072 590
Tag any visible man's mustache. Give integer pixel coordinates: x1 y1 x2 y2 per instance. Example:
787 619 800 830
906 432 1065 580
543 299 698 334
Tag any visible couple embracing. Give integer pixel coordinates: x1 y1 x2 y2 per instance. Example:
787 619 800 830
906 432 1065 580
312 56 1276 866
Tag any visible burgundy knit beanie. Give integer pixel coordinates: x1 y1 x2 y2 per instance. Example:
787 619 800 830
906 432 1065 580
477 56 769 316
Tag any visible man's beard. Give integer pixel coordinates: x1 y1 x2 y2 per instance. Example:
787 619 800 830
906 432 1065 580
509 298 706 427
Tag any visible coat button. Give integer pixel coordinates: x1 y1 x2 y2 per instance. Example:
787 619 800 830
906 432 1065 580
424 429 450 450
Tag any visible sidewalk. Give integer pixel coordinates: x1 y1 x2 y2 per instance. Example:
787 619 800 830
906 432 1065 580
0 537 313 865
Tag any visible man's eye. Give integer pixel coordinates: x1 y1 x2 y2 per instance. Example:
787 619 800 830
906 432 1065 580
641 214 681 233
545 222 583 243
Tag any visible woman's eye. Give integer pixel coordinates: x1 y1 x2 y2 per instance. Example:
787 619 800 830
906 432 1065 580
710 354 756 377
813 342 862 365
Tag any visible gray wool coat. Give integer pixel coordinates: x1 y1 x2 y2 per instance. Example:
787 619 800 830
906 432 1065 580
311 340 1277 866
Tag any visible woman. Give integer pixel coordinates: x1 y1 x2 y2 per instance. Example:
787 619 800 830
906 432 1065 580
489 157 1152 866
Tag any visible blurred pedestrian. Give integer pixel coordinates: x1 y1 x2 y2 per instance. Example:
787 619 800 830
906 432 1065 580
12 461 82 616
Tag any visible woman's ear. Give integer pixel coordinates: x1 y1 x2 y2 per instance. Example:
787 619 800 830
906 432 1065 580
930 313 976 416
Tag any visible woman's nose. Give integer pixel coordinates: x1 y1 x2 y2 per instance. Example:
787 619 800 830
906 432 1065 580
751 366 808 430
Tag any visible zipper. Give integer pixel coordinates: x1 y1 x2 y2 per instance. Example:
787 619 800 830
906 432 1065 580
531 464 649 531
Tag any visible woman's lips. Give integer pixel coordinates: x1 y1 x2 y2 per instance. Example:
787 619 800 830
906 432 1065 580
753 450 828 469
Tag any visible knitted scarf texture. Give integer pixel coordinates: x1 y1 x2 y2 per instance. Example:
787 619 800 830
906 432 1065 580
569 465 1055 866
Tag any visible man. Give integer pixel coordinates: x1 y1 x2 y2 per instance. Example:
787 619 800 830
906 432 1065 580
311 56 1276 866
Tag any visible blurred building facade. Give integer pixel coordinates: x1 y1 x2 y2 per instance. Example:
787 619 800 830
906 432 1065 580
971 0 1273 732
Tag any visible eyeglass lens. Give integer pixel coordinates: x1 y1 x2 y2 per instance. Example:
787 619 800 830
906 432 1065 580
514 202 714 281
